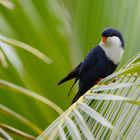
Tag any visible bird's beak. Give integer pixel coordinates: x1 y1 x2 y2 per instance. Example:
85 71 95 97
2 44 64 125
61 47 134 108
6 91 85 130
102 36 107 43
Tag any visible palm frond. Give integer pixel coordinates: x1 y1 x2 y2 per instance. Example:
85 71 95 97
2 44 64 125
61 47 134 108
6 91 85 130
1 0 140 139
0 49 8 68
37 52 140 139
0 35 52 64
0 79 63 114
0 128 13 140
0 0 14 10
85 93 140 105
0 123 36 140
0 104 42 134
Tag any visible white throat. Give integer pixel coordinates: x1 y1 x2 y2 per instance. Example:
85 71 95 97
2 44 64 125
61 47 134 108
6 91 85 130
100 36 124 64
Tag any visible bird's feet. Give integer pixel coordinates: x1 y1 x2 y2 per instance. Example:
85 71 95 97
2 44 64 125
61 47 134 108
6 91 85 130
95 78 104 84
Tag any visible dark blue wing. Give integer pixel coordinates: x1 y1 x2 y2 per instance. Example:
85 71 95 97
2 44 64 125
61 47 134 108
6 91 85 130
79 46 99 76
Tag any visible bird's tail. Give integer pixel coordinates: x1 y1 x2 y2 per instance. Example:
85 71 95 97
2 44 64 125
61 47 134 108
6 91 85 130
57 63 81 85
71 84 93 104
71 83 100 104
71 88 85 104
57 76 69 85
71 90 81 104
67 78 78 97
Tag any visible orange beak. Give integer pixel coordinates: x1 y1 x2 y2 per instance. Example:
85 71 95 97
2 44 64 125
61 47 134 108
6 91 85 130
102 36 107 43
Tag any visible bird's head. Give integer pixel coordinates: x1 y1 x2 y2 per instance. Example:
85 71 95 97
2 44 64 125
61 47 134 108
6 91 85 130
100 28 125 64
101 28 125 48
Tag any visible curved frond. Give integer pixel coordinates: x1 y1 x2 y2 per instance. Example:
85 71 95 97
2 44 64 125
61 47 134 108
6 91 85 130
0 104 42 134
0 79 63 114
38 52 140 139
0 128 13 140
0 0 14 9
0 35 52 64
0 123 35 140
0 49 8 68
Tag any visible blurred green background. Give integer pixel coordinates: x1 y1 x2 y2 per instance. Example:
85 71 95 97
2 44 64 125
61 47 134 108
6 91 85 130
0 0 140 138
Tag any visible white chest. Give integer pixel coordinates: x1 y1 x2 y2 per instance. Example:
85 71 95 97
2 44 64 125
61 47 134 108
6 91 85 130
100 36 124 64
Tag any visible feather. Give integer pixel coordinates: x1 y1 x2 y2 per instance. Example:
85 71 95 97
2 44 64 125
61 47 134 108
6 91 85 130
67 78 78 97
57 63 81 85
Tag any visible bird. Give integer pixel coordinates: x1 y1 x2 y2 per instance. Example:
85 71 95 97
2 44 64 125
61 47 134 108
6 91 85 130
58 28 125 104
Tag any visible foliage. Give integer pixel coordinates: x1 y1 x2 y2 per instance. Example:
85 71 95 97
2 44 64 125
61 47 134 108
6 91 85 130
0 0 140 139
38 52 140 140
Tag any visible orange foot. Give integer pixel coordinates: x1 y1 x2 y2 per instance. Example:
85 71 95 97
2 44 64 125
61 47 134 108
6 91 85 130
95 78 104 84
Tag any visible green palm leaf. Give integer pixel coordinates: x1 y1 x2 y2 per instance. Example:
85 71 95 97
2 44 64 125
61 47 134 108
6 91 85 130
0 0 14 9
0 104 42 134
0 0 140 139
0 123 35 140
0 79 63 114
38 52 140 139
0 35 52 64
0 128 13 140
